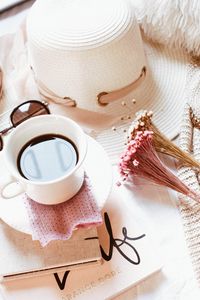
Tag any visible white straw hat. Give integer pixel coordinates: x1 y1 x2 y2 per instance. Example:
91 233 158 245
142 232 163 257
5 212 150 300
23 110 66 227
26 0 146 110
25 0 189 161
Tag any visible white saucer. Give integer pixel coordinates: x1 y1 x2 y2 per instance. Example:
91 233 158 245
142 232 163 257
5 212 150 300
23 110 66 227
0 135 113 235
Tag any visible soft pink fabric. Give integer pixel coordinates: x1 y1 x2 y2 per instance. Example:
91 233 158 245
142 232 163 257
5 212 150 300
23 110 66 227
24 175 102 246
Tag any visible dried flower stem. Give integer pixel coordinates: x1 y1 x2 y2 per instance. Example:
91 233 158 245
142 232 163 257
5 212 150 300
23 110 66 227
119 130 200 201
128 110 200 169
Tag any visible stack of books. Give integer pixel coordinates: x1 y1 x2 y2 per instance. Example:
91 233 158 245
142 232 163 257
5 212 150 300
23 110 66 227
0 222 102 281
0 186 162 299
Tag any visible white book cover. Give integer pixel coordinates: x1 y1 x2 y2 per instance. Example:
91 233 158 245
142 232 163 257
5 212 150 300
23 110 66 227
0 183 162 300
0 222 102 281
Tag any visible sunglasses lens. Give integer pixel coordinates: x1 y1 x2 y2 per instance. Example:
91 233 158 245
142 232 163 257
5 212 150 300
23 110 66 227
11 101 50 127
0 137 3 151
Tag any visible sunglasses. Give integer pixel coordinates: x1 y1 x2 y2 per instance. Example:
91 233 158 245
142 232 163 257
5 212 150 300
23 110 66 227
0 100 50 151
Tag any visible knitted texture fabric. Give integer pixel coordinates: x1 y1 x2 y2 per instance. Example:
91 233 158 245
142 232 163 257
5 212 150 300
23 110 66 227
178 58 200 285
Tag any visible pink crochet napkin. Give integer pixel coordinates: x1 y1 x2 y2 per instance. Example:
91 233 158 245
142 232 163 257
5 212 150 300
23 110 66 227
24 175 103 246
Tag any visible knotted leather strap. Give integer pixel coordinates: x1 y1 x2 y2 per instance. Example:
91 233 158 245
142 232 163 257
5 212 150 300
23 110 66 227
97 66 146 106
37 66 146 108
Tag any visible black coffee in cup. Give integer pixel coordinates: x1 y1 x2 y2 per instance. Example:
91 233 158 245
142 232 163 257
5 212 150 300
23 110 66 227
17 134 78 182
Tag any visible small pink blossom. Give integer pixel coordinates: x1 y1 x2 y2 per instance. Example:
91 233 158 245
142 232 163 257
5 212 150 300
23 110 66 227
132 159 139 166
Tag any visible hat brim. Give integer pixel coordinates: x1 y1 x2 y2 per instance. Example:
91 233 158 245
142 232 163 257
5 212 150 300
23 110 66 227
0 29 190 164
94 35 190 163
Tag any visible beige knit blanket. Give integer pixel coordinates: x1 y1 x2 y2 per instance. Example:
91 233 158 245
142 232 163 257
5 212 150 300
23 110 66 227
178 57 200 285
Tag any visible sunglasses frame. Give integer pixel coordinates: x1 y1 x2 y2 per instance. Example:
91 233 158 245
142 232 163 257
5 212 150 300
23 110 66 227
0 100 50 151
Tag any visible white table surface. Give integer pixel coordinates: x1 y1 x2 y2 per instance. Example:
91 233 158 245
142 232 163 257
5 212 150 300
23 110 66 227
0 2 200 300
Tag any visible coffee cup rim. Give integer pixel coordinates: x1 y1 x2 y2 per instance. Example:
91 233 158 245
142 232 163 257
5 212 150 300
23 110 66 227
4 114 88 185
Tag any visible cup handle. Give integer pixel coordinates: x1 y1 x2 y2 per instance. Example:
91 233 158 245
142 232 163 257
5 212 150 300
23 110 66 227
1 176 24 199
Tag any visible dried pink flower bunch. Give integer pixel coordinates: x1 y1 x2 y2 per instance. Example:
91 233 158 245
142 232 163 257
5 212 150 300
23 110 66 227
128 110 200 169
118 130 199 201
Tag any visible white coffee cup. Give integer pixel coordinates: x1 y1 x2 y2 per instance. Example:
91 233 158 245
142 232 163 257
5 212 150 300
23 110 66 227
1 115 87 205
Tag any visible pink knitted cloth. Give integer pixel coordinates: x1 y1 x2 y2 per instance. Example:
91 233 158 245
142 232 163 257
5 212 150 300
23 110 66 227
24 175 103 246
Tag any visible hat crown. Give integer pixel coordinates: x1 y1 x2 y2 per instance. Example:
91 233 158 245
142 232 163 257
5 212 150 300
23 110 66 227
26 0 146 113
27 0 132 50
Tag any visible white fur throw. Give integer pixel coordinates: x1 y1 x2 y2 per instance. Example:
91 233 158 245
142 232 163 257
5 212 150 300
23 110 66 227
132 0 200 56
